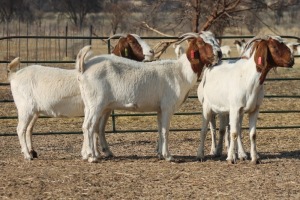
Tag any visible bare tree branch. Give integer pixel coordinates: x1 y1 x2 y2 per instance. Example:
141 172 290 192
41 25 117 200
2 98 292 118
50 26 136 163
141 21 174 37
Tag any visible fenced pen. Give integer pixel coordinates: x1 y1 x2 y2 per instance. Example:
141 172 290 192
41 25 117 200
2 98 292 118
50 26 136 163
0 33 299 137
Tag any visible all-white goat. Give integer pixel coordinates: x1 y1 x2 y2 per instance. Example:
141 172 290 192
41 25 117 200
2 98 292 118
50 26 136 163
220 45 231 58
8 33 154 160
77 31 222 163
234 39 246 56
173 44 185 59
197 35 294 164
285 42 300 55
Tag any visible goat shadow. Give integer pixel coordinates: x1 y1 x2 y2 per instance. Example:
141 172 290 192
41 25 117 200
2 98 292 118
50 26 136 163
100 149 300 163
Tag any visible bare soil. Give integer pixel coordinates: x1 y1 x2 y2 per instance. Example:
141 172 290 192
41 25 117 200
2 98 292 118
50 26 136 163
0 56 299 200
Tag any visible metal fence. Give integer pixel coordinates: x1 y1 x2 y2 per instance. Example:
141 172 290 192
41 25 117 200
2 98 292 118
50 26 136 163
0 35 299 136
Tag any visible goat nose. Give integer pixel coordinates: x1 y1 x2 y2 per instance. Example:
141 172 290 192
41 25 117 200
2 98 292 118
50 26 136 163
150 50 154 55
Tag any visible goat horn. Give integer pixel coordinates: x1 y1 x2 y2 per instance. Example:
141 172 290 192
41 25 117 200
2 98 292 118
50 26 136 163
242 36 264 53
176 32 200 45
179 32 200 39
107 33 127 40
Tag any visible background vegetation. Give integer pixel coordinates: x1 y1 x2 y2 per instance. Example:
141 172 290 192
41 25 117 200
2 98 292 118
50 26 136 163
0 0 299 37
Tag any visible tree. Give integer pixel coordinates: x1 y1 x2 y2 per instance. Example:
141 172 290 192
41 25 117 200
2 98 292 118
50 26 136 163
55 0 101 29
0 0 33 22
103 1 134 34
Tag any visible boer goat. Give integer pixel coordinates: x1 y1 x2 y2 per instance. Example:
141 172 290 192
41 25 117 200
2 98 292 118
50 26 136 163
234 39 246 56
197 35 294 164
109 33 154 61
8 33 153 160
77 31 222 163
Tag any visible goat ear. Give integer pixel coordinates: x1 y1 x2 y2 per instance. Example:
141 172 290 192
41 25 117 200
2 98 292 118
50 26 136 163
254 41 268 69
127 38 144 61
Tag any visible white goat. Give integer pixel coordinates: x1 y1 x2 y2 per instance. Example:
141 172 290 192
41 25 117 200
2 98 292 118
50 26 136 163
197 35 294 164
234 39 246 56
173 44 185 59
286 42 300 55
77 31 222 163
8 33 154 160
220 45 231 58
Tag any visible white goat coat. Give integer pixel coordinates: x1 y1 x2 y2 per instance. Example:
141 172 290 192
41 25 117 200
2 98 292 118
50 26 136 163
197 51 264 163
78 54 200 162
80 54 197 113
198 57 264 114
10 66 83 118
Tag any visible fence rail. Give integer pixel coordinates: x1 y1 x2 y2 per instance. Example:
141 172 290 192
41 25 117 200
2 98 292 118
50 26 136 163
0 35 299 136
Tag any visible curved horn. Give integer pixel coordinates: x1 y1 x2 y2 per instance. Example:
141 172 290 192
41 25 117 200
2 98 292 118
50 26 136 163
107 33 127 40
176 32 200 45
242 36 264 54
179 32 200 39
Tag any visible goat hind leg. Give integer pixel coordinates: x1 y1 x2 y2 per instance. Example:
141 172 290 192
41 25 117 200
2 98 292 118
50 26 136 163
26 114 39 158
249 109 260 164
209 114 217 156
17 114 34 160
98 111 114 158
159 111 173 161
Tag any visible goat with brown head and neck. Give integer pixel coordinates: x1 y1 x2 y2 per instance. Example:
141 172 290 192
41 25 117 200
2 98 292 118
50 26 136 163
197 35 294 165
109 33 154 62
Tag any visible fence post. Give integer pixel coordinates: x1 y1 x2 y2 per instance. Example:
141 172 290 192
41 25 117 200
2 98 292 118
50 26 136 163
89 25 93 45
106 39 116 132
65 25 68 57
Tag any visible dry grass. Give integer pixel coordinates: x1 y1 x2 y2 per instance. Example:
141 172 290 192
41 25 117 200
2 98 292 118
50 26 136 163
0 39 299 199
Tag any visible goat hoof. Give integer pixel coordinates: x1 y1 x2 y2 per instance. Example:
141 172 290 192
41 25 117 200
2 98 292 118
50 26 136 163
88 157 99 163
103 150 114 158
196 156 205 162
239 156 247 161
165 156 174 162
30 150 38 158
250 159 261 165
24 156 33 161
157 153 163 160
104 153 114 158
227 159 237 164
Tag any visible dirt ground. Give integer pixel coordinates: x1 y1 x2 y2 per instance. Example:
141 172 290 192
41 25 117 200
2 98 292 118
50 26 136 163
0 59 299 199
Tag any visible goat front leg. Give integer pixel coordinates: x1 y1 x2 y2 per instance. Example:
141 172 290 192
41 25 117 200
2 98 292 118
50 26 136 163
227 109 241 164
237 114 247 160
209 114 217 156
98 110 114 158
249 108 260 164
156 112 163 159
158 111 173 161
215 114 227 157
197 105 212 161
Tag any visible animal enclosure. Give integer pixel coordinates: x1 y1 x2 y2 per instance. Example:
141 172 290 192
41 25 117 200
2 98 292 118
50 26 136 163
0 35 299 199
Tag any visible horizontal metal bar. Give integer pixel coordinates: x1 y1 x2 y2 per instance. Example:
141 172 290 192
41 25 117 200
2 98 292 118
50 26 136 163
1 77 299 87
1 110 299 120
0 60 75 64
1 125 299 137
1 35 299 41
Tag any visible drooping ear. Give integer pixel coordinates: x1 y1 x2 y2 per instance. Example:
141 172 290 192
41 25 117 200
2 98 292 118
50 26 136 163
112 38 125 56
186 38 204 78
126 35 144 61
254 40 268 71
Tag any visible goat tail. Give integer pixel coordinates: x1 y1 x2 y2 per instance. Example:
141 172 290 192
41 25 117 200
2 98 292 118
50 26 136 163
76 45 93 73
8 57 21 73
